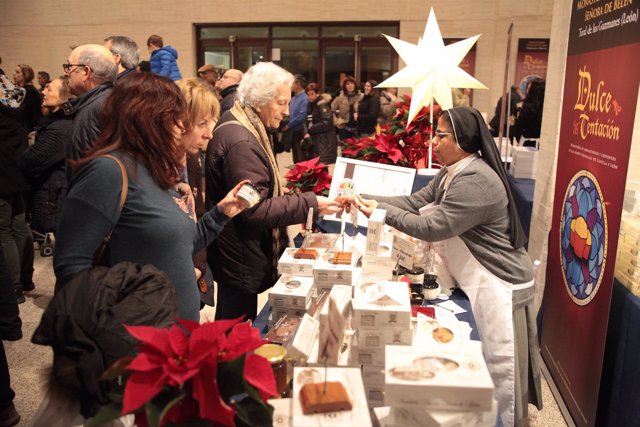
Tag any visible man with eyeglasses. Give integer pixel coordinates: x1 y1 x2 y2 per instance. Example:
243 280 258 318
62 44 117 162
104 35 139 80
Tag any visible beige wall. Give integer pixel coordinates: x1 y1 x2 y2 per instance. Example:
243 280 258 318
0 0 553 115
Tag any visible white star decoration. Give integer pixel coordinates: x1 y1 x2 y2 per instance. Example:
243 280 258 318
377 8 487 125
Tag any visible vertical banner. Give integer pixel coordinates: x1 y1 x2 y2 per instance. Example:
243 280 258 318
541 1 640 426
514 38 549 94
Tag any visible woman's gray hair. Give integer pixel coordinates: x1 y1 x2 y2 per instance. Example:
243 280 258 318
237 62 294 108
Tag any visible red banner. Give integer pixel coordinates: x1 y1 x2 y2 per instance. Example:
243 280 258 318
540 1 640 425
514 38 549 94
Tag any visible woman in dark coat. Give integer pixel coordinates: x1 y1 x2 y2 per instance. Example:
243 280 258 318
20 77 73 236
303 82 337 164
513 78 545 145
205 63 341 321
356 79 380 136
12 64 42 132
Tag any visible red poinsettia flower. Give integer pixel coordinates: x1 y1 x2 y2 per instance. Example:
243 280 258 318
373 133 404 164
122 317 276 426
285 157 332 196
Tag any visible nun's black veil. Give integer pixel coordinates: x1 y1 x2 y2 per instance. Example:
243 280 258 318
446 106 528 249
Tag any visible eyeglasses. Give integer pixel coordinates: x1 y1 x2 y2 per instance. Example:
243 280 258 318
63 63 87 73
435 131 453 139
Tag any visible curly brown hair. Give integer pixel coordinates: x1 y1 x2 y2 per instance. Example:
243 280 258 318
75 73 187 189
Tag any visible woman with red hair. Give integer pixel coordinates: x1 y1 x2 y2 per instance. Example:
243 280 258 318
53 73 248 321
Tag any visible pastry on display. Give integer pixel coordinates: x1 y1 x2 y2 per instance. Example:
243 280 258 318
299 381 352 415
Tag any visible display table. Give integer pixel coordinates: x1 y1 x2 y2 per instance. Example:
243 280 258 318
596 279 640 425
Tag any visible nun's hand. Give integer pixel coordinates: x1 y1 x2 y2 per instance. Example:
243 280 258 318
336 194 377 218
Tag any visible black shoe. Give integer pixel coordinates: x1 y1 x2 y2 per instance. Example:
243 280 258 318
14 285 25 304
0 403 20 427
21 281 35 292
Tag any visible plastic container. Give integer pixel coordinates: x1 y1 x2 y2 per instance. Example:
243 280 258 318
237 182 260 208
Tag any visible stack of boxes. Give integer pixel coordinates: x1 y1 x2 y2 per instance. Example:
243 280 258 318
361 210 397 281
510 145 539 179
351 281 412 407
268 275 315 326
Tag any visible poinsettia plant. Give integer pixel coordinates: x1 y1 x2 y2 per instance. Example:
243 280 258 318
341 95 441 169
89 317 276 427
284 156 332 196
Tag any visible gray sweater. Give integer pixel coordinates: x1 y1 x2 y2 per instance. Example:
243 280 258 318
372 158 533 285
54 154 229 320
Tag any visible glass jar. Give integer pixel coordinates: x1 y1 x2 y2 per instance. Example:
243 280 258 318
255 343 289 397
406 267 425 284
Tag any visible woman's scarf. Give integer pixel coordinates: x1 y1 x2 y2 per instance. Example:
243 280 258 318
229 100 285 277
446 107 528 249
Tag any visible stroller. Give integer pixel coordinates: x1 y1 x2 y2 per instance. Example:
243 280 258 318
28 170 67 257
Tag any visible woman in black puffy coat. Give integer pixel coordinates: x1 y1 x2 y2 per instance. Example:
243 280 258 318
19 77 73 236
356 80 380 137
303 82 337 164
12 64 42 132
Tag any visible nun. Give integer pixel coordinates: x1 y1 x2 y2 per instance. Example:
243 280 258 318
339 107 542 427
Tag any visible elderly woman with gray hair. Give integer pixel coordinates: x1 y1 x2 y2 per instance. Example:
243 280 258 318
205 62 341 320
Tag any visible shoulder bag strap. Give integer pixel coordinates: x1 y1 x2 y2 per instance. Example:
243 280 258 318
92 154 128 266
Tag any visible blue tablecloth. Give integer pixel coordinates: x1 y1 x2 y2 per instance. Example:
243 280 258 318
596 279 640 425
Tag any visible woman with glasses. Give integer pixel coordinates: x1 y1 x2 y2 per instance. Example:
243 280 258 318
338 106 541 427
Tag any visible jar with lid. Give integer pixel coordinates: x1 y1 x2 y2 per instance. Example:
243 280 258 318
254 343 289 397
406 266 425 284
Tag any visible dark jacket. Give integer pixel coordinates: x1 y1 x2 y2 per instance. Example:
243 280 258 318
305 94 337 164
489 87 521 137
0 104 29 196
356 93 380 135
205 110 318 295
32 261 178 417
220 85 238 114
64 82 113 160
20 84 43 132
19 109 73 233
150 46 182 81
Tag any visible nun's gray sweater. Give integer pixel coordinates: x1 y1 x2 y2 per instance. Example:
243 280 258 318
372 158 533 285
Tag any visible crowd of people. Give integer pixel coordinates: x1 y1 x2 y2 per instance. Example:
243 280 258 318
0 33 545 426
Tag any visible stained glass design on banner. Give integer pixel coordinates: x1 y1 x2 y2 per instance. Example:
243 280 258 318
559 171 608 305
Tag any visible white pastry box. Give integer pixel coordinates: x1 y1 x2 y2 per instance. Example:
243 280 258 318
292 367 372 427
365 209 387 255
364 384 385 408
384 341 494 411
352 282 411 330
268 398 292 427
361 364 385 386
356 327 413 349
269 275 315 310
288 314 320 363
373 400 498 427
361 245 396 281
350 346 386 366
313 250 360 290
278 247 317 277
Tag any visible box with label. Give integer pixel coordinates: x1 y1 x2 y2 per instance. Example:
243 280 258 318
350 346 385 366
361 364 385 386
308 329 353 367
269 275 315 310
272 307 308 323
292 367 372 427
288 314 320 363
318 285 353 364
313 251 359 289
391 233 417 269
361 248 396 281
412 317 471 353
268 398 292 427
352 282 411 330
382 400 498 427
364 384 385 408
366 209 387 255
278 248 317 277
356 327 412 349
384 341 494 411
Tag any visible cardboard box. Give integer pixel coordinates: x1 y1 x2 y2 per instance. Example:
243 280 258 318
384 341 494 411
366 209 387 255
269 398 292 427
364 384 385 408
278 247 317 277
412 317 471 353
292 367 372 427
351 346 386 366
269 275 315 310
352 282 411 330
313 250 359 290
361 249 397 281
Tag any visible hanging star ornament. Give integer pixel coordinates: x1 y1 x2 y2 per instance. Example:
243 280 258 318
377 7 487 125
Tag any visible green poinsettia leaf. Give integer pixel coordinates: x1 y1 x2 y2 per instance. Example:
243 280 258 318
217 357 248 402
145 388 185 427
233 393 274 427
86 402 123 427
